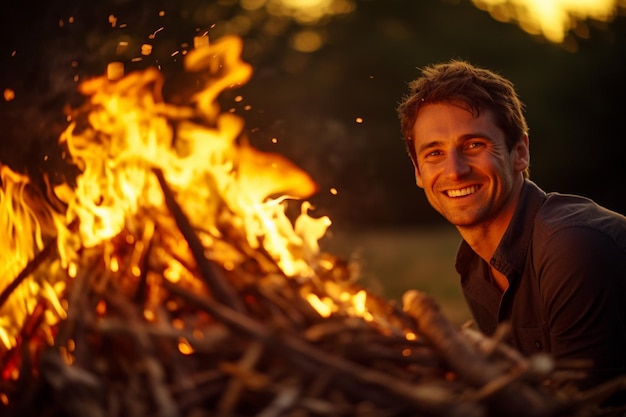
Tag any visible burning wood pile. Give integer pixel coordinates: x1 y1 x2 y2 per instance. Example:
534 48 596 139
0 36 623 417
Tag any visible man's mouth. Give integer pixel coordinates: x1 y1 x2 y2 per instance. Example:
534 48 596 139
445 185 480 198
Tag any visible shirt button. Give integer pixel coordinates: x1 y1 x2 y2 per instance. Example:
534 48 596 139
535 341 543 350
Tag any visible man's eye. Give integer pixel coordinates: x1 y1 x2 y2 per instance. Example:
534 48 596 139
467 141 485 150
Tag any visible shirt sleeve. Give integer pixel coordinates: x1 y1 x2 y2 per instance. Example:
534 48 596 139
537 226 626 386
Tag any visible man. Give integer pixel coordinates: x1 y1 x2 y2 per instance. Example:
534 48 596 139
397 59 626 395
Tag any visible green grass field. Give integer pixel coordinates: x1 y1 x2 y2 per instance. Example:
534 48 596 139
320 225 472 326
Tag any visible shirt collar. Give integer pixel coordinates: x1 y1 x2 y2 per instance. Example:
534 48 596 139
456 180 547 277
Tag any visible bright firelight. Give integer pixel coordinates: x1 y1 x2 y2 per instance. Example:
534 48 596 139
472 0 624 43
0 34 383 357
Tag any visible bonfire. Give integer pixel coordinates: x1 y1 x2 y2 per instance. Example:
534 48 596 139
0 35 622 417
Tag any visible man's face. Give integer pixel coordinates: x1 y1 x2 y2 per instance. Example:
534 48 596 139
411 102 529 229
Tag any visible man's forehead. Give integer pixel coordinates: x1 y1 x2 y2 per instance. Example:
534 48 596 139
411 103 502 146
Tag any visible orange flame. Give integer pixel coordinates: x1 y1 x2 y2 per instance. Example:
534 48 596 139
0 35 384 359
55 36 325 279
0 166 66 352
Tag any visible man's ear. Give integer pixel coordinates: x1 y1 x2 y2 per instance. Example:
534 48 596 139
414 165 424 188
513 134 530 172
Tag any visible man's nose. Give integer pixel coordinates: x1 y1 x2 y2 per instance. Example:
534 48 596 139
444 151 470 179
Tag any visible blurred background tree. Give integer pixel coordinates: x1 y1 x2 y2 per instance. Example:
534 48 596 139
1 0 625 229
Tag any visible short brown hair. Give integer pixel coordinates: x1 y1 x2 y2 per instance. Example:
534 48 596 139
397 59 529 177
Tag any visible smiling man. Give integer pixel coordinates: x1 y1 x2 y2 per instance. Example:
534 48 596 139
397 60 626 400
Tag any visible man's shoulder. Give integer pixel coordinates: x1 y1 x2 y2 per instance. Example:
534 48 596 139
532 189 626 251
538 190 626 226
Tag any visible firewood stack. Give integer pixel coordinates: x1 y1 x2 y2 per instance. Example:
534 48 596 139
0 169 624 417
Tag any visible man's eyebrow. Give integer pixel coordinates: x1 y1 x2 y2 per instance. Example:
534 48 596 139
459 132 493 141
415 140 441 155
416 133 493 153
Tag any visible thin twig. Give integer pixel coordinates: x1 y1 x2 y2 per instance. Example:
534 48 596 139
0 237 58 309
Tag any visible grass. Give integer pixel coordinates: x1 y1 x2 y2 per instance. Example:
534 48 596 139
320 224 472 326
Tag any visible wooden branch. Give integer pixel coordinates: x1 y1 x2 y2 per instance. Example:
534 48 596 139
153 167 245 313
402 290 561 417
255 381 300 417
461 324 527 364
53 248 103 350
217 340 266 415
0 218 78 309
0 237 58 309
131 219 156 306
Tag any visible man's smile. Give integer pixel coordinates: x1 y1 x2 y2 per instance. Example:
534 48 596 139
444 185 481 198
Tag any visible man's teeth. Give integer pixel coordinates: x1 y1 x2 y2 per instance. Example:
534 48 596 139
446 186 479 197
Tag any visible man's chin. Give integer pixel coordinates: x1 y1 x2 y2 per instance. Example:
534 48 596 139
440 211 481 228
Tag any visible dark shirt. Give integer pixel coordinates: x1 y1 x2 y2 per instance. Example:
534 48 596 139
456 180 626 389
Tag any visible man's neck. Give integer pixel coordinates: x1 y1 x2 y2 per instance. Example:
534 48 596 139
457 223 502 262
457 179 525 263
